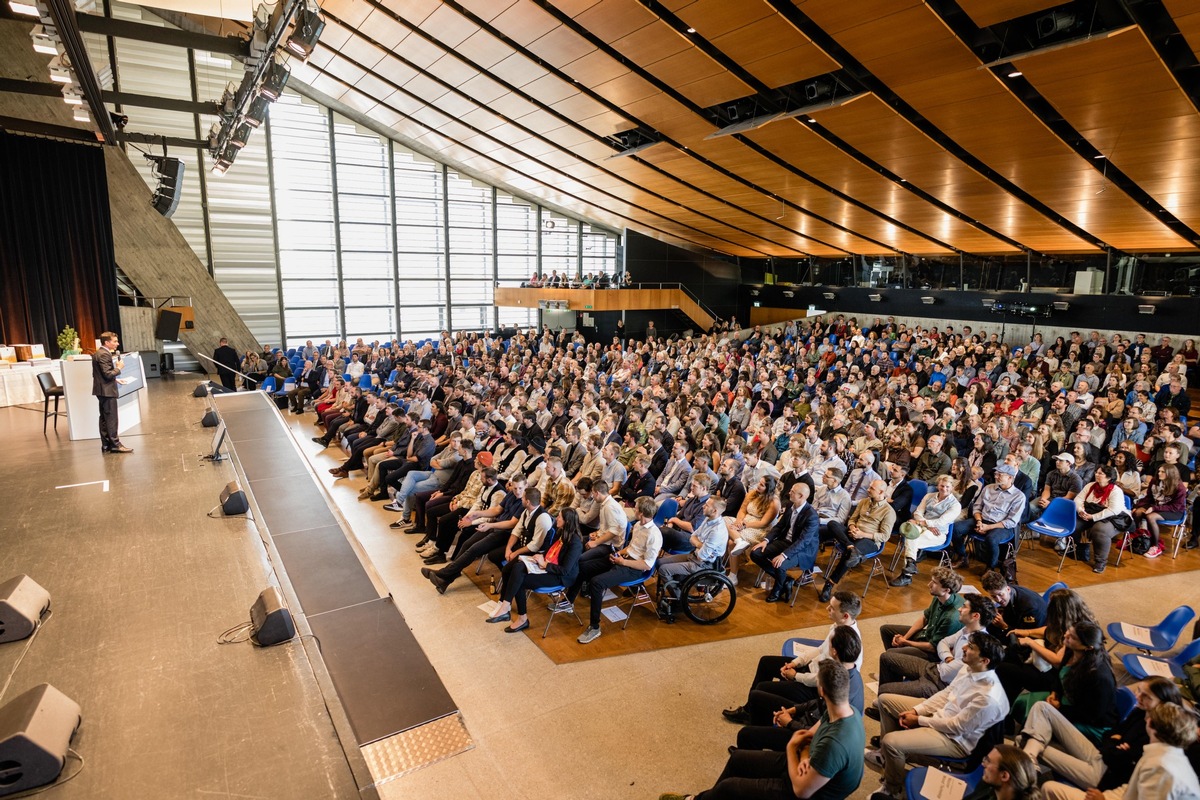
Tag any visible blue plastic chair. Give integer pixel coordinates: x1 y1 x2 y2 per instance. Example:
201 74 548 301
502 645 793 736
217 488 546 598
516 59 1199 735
1122 639 1200 681
260 376 277 393
908 480 928 514
781 636 823 659
1161 509 1190 559
829 539 888 597
342 372 351 382
1114 686 1138 722
906 766 984 800
1107 605 1196 653
653 498 679 529
615 570 655 630
277 377 296 396
969 528 1016 570
1041 581 1068 604
1027 497 1079 572
529 584 581 638
358 373 373 390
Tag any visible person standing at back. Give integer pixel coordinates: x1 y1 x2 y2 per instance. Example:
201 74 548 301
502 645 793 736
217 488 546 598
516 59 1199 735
93 331 132 453
213 337 240 391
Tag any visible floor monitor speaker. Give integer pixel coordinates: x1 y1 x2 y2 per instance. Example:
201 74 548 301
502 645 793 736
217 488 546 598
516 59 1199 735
249 587 295 647
219 482 248 515
0 575 50 644
0 684 81 797
201 410 219 428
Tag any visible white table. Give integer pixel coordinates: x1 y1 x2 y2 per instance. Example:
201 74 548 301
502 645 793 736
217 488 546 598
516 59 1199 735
0 361 61 407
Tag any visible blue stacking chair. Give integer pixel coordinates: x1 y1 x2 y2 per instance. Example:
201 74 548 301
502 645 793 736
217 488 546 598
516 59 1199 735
1114 686 1138 722
1161 508 1190 559
1026 497 1079 572
342 372 351 382
908 480 928 513
277 377 296 397
1107 605 1196 654
529 583 581 638
781 636 823 658
358 373 373 390
285 348 296 358
615 569 655 630
1042 581 1068 603
1122 639 1200 681
653 498 679 530
260 376 277 393
906 766 984 800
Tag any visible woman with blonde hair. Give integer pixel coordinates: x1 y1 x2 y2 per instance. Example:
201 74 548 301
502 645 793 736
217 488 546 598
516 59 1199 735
724 474 781 585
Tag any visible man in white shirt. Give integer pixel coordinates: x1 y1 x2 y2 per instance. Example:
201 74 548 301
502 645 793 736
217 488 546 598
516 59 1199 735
876 593 995 699
722 591 864 725
869 632 1010 799
814 468 853 530
578 495 661 645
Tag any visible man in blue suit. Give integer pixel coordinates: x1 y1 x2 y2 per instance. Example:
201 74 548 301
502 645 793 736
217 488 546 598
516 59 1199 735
749 483 819 602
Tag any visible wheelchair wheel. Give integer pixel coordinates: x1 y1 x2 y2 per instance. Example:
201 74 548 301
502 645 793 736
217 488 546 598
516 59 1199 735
679 569 736 625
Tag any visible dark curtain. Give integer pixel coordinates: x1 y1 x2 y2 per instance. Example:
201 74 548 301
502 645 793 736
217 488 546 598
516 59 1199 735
0 132 119 356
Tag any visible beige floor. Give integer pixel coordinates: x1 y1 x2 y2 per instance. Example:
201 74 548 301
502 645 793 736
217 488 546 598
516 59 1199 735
285 415 1197 800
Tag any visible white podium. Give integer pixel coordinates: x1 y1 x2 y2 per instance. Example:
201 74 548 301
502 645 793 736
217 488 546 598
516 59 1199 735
61 352 147 441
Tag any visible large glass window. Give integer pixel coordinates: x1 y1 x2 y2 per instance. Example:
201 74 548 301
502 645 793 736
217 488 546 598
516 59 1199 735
101 0 619 346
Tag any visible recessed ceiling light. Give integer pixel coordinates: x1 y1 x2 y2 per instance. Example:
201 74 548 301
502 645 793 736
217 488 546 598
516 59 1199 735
1007 70 1023 78
1093 154 1106 159
686 27 696 33
9 0 39 15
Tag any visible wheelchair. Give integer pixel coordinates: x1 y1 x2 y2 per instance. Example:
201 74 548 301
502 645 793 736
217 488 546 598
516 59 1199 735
656 566 737 625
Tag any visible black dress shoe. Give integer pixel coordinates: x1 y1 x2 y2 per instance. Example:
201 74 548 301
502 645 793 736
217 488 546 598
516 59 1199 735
312 437 326 446
818 582 833 603
1185 537 1198 551
865 706 881 721
890 574 913 587
765 590 784 603
844 551 863 570
112 445 133 453
721 706 751 725
423 552 446 565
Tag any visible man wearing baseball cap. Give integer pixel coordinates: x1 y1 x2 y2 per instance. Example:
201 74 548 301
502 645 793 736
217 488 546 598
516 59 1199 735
949 463 1027 571
1027 453 1082 527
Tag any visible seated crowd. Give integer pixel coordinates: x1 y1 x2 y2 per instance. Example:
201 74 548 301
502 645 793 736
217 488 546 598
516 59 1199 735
287 318 1200 799
663 573 1200 800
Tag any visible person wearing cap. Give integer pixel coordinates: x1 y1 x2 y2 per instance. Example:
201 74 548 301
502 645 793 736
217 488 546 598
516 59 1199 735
1028 452 1083 527
949 463 1026 571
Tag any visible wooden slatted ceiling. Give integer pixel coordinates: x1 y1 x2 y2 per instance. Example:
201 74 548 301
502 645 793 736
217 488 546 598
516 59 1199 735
686 135 966 255
1018 29 1200 233
801 0 1194 252
812 94 1091 252
293 53 785 256
955 0 1066 30
671 0 840 89
1159 0 1200 67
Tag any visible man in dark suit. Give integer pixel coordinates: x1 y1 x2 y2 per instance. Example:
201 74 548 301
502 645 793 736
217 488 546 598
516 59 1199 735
886 462 915 535
749 483 819 602
93 331 132 453
213 337 240 391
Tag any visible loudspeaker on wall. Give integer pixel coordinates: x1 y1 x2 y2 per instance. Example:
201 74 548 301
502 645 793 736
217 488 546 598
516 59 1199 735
0 575 51 644
219 482 248 516
249 587 295 647
0 684 81 797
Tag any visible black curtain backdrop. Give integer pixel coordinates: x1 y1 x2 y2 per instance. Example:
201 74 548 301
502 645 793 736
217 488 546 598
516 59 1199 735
0 132 119 356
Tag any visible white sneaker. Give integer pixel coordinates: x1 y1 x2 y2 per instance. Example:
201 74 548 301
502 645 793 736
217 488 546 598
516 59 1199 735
577 626 602 644
864 748 885 769
418 543 438 556
726 573 739 586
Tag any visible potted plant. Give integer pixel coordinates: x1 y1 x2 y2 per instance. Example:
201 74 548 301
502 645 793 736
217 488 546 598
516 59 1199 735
57 325 81 357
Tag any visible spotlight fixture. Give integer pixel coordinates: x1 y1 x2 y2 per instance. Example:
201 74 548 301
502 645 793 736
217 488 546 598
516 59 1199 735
284 1 325 59
1052 301 1070 311
8 0 40 15
229 122 253 149
48 55 72 84
243 95 270 128
72 106 90 123
920 296 936 305
1007 70 1023 78
822 291 836 301
61 87 83 105
868 293 882 302
1037 10 1077 38
258 60 289 100
1137 305 1156 315
30 24 61 55
212 150 237 175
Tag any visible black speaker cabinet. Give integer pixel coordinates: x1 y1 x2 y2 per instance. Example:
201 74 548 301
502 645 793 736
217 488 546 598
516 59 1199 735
154 310 183 342
148 156 184 219
193 382 209 398
201 410 219 428
249 588 295 647
219 482 248 516
0 684 81 797
0 575 50 645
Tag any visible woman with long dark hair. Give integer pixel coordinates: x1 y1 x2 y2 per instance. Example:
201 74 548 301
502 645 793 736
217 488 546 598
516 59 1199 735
1013 622 1117 737
488 508 583 634
996 589 1098 703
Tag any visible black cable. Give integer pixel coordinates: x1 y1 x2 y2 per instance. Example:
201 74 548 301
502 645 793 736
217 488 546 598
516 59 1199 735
217 620 253 644
0 610 53 705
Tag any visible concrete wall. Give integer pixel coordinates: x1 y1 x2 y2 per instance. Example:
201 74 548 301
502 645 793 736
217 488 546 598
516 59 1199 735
118 306 157 354
104 147 260 375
